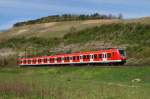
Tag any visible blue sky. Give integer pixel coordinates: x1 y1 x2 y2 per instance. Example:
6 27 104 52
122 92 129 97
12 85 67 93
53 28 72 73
0 0 150 30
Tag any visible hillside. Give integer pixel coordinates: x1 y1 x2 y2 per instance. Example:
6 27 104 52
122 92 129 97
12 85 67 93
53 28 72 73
1 17 150 40
0 17 150 66
0 19 121 40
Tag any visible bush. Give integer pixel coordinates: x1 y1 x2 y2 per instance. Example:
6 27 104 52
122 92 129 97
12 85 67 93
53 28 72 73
0 55 17 67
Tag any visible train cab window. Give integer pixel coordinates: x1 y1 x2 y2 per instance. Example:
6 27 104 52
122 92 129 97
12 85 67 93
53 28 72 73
99 54 102 58
119 50 126 57
94 54 98 59
107 53 111 58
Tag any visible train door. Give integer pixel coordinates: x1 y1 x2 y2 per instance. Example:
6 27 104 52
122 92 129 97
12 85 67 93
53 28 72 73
80 55 83 63
70 56 73 63
90 54 93 62
54 57 57 64
62 56 64 64
102 53 107 62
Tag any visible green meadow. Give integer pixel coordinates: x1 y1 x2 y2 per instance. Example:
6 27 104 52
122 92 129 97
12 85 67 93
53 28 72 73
0 66 149 99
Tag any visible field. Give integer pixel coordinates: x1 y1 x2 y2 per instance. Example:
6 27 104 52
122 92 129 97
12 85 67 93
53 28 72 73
0 66 150 99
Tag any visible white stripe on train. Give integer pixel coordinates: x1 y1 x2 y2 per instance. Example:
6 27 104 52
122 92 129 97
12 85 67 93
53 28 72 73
19 60 122 66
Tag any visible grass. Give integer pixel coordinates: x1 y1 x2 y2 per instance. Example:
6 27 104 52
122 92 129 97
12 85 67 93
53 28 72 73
0 66 149 99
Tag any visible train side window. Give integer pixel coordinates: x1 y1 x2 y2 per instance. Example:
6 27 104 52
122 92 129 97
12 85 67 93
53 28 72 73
77 56 79 60
107 53 111 58
28 60 31 63
70 57 72 60
83 55 86 59
80 56 83 59
73 56 76 60
24 60 26 64
65 57 68 61
50 58 54 62
94 54 97 59
57 58 61 61
44 58 47 62
87 55 90 59
64 57 68 61
32 59 36 63
99 54 102 58
67 57 69 60
38 59 42 62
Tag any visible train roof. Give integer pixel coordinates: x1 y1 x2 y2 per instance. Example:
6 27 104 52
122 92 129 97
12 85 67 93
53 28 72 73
19 48 122 60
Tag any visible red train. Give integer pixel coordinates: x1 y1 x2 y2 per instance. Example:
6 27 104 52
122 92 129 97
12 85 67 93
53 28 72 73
18 48 127 66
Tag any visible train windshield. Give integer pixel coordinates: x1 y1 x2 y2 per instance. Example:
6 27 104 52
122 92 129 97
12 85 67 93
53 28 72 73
119 50 126 57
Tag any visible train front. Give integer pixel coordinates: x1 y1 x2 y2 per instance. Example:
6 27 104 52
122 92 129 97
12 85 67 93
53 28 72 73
118 49 127 64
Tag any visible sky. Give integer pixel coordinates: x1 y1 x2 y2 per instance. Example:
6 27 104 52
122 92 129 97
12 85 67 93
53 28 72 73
0 0 150 30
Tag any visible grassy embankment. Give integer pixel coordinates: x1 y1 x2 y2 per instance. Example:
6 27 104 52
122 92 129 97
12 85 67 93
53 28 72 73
0 22 150 66
0 66 149 99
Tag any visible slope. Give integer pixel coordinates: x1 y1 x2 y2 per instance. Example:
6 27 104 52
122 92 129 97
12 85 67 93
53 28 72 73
0 19 121 41
0 17 150 66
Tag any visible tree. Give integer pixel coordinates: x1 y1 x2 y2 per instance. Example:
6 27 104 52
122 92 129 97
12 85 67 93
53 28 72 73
118 13 123 19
